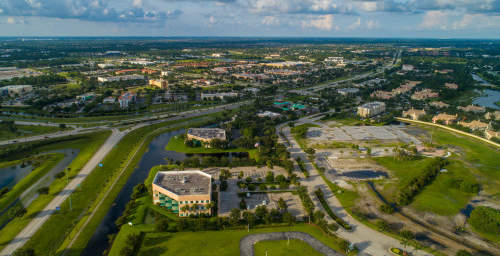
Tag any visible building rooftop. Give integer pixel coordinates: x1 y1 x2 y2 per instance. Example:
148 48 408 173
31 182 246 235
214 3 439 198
187 128 226 140
153 171 211 196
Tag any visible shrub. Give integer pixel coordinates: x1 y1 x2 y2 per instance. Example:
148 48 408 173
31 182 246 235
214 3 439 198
54 172 65 179
456 250 472 256
259 183 267 190
469 206 500 234
12 248 35 256
37 187 49 195
379 204 395 214
155 219 169 232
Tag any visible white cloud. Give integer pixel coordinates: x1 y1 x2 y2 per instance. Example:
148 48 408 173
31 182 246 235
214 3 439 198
348 17 361 30
261 16 279 25
452 13 500 30
365 19 379 29
419 10 449 30
302 14 338 31
133 0 143 8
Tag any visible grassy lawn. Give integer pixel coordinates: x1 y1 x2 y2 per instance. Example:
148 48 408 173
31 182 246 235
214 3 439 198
411 160 477 216
254 239 323 256
0 124 65 140
0 131 110 252
422 126 500 188
165 135 251 154
136 224 343 256
374 157 437 202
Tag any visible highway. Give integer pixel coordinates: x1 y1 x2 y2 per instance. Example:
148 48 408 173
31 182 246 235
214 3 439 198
0 101 246 256
0 101 248 146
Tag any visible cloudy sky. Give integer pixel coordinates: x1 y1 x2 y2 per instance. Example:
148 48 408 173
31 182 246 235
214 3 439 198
1 0 500 38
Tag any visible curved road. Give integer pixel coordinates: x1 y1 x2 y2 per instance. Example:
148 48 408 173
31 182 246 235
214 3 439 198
240 232 342 256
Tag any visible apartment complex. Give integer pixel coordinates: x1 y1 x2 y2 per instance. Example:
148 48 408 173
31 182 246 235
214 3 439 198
149 79 169 89
357 102 386 118
403 108 426 120
152 170 212 217
432 113 458 125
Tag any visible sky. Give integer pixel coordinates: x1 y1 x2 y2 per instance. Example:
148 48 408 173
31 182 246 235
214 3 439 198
0 0 500 38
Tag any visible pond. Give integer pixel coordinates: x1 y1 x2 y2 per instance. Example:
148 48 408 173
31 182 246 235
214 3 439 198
472 89 500 110
0 164 34 190
340 170 388 179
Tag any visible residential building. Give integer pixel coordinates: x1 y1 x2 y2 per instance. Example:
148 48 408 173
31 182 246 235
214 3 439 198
324 57 344 64
102 96 116 104
337 88 359 96
118 92 136 108
444 83 458 90
485 129 500 140
97 74 145 83
403 108 426 120
201 92 238 100
161 70 171 77
357 102 386 118
458 105 486 113
430 101 450 108
257 111 281 119
97 63 114 69
149 79 169 89
402 64 414 71
411 89 439 100
261 61 311 68
485 111 500 121
370 90 393 100
458 120 489 131
76 92 95 102
152 170 212 217
0 85 33 96
432 113 458 125
186 128 226 143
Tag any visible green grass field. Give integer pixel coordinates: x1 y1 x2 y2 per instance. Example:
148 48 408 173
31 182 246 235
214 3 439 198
165 136 251 154
411 160 478 215
0 124 64 140
254 239 323 256
135 224 342 256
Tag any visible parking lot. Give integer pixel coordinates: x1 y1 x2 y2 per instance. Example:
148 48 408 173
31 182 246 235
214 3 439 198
307 125 421 145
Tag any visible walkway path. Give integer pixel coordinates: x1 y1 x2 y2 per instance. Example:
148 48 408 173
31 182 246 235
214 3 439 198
240 232 342 256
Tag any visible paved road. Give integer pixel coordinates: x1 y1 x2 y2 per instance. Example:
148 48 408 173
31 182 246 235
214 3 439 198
240 232 342 256
293 49 401 93
277 116 429 256
0 102 246 256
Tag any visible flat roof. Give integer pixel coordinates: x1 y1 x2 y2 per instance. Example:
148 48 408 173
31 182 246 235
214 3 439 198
187 128 226 140
153 170 211 196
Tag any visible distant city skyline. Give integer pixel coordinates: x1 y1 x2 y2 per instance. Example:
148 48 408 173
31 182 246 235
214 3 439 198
1 0 500 38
